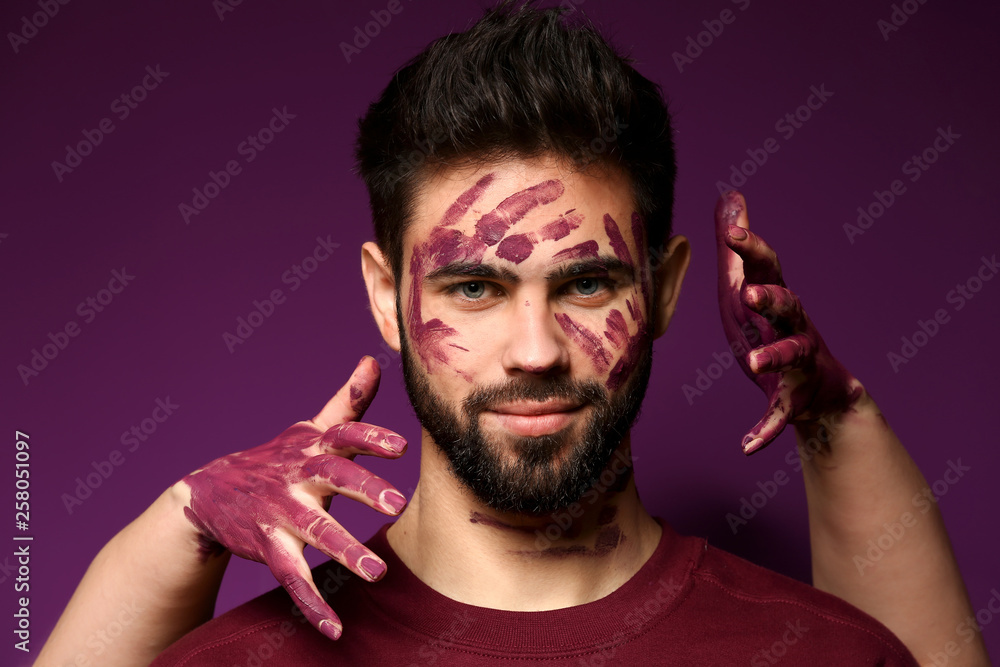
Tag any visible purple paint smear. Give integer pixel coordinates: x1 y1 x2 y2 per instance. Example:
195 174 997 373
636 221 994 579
603 309 629 348
555 313 611 370
496 233 536 264
474 179 564 246
552 240 599 262
440 173 495 227
603 214 650 392
539 210 584 241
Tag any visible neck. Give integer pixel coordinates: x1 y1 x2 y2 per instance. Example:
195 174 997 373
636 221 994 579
387 432 662 611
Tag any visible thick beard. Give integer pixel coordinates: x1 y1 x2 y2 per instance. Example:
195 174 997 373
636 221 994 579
398 309 652 515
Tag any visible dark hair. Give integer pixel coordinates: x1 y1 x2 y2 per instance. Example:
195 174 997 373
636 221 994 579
355 1 677 281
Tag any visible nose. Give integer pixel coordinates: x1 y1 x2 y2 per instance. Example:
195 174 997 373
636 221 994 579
500 298 570 377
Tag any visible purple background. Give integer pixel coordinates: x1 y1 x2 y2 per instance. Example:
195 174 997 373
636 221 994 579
3 0 998 663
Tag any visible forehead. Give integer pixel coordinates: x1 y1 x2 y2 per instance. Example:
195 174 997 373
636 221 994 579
405 157 641 259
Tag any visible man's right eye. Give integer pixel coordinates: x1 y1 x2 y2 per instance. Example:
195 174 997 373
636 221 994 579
459 282 486 299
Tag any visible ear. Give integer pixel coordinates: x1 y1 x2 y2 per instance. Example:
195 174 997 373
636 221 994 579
652 235 691 339
361 242 401 352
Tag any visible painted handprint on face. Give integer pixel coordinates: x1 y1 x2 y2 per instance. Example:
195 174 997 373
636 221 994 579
405 168 654 394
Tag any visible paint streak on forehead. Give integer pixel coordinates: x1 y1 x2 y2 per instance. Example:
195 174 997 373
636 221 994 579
494 210 585 265
474 180 565 246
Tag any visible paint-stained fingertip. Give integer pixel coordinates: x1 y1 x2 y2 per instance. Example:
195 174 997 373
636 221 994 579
318 618 343 641
742 435 765 456
715 190 745 223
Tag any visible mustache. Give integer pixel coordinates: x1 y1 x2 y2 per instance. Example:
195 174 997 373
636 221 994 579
463 377 608 414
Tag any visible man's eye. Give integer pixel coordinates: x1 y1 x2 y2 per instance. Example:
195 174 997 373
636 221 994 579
573 278 602 295
459 282 487 299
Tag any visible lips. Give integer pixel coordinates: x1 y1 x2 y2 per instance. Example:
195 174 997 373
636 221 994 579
485 400 585 437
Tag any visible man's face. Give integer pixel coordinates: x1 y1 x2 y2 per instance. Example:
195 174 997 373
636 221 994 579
396 157 656 514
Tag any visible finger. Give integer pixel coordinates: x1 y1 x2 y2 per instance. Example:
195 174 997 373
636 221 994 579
318 421 407 458
714 190 747 302
266 545 344 641
741 387 792 455
292 507 389 582
313 356 382 429
301 455 407 515
742 284 805 331
749 334 815 374
725 224 783 286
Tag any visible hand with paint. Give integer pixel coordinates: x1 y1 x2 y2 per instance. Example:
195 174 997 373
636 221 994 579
715 191 864 455
174 356 408 639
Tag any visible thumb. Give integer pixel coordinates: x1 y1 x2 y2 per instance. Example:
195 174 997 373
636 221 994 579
313 356 381 430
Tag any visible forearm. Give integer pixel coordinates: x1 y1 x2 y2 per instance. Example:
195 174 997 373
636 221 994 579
797 391 988 666
35 487 230 667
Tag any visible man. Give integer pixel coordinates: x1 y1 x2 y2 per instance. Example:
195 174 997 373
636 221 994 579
36 3 986 665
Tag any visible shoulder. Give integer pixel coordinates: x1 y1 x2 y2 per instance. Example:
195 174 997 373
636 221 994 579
664 537 917 665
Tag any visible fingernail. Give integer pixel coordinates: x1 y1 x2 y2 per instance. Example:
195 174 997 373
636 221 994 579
754 349 773 371
742 436 764 455
359 556 387 581
386 433 407 452
318 618 342 641
381 489 407 513
728 224 748 241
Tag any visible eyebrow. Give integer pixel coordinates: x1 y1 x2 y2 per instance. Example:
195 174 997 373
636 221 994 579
545 256 631 282
424 255 632 285
425 262 521 284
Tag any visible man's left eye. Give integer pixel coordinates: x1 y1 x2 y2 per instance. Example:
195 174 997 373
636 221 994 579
573 278 602 295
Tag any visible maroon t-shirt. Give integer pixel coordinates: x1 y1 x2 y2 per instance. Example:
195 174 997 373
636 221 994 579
153 521 917 665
